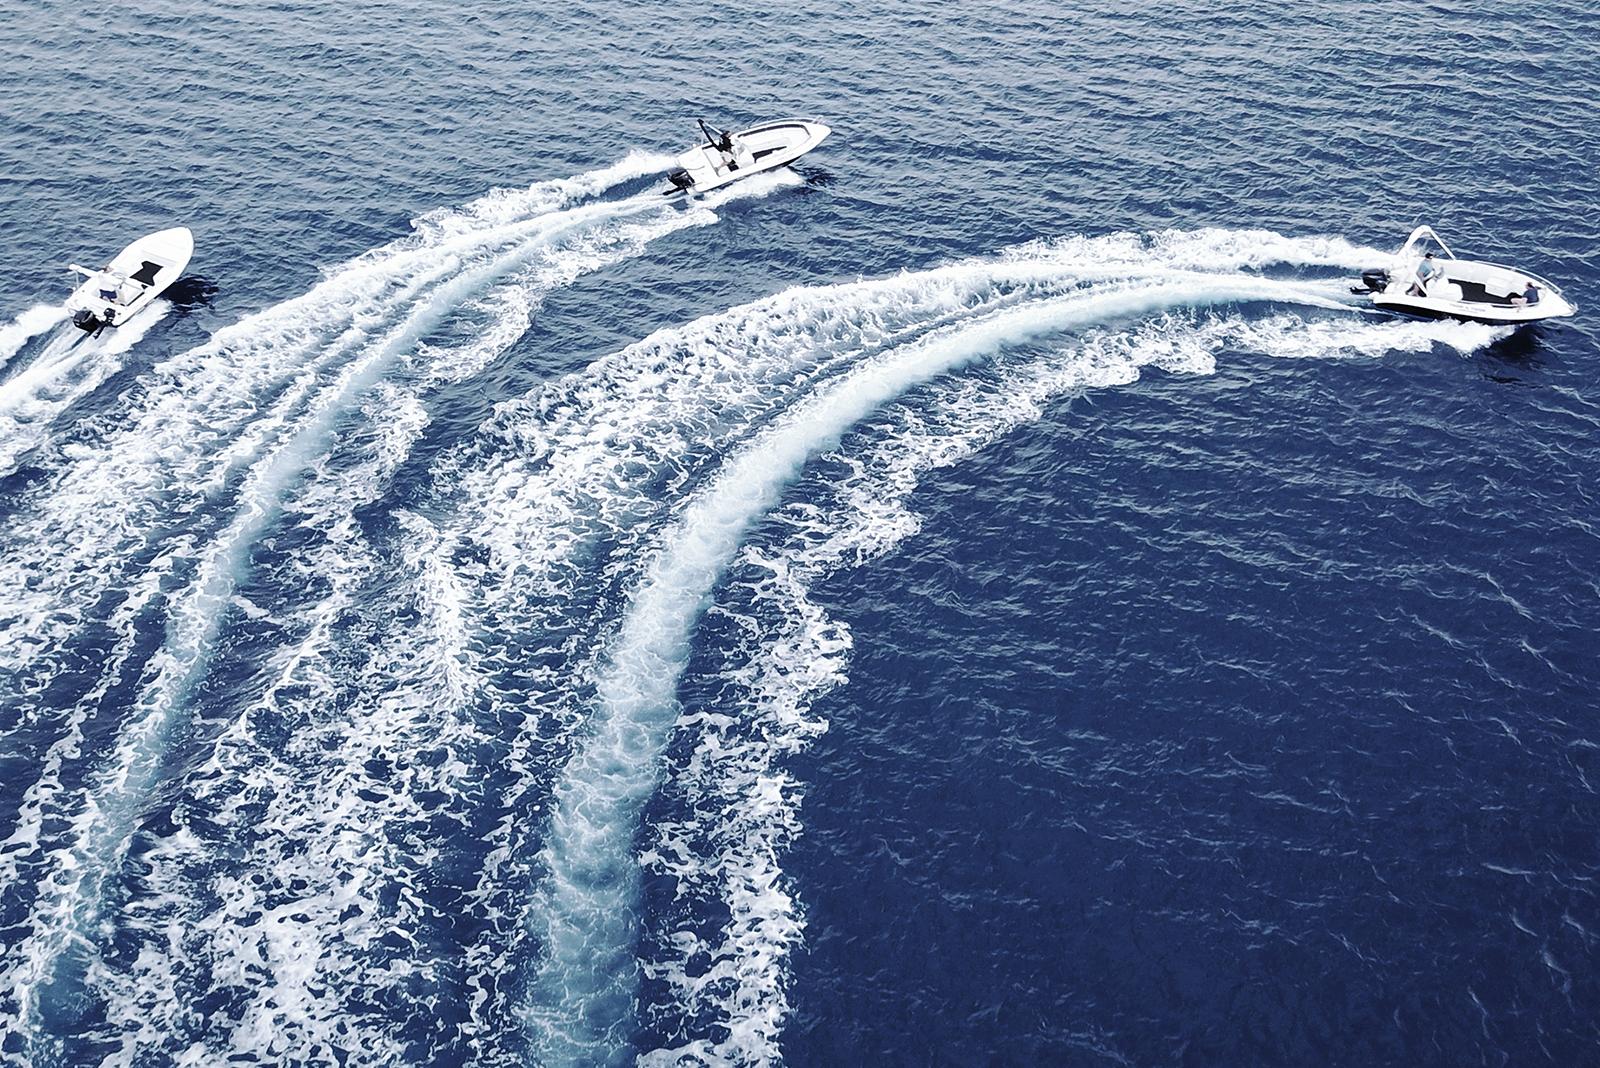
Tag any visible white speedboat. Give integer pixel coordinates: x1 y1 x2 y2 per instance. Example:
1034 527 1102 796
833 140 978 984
66 226 194 334
666 118 830 195
1352 226 1574 325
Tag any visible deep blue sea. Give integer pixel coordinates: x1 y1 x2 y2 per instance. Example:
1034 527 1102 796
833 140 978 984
2 1 1598 1065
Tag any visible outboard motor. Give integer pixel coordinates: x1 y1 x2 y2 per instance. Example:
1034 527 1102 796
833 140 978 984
666 167 695 193
1353 267 1390 294
71 307 102 333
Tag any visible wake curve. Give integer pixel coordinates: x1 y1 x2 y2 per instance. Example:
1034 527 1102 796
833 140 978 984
526 275 1355 1064
0 160 798 1063
632 303 1514 1066
0 223 1516 1065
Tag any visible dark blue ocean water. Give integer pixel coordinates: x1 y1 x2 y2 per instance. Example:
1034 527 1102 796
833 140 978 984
2 1 1598 1065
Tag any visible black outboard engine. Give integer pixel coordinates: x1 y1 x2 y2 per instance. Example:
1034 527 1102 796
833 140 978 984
1353 267 1390 294
666 167 695 193
71 307 102 333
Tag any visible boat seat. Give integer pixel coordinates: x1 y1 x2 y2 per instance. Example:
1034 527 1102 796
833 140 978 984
1454 279 1518 305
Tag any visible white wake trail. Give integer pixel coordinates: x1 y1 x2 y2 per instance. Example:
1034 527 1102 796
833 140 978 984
27 171 804 1067
524 275 1349 1065
633 306 1514 1067
0 190 689 1045
0 154 693 1064
0 222 1462 1064
0 155 676 912
0 302 172 474
345 228 1394 1061
0 303 68 372
0 153 667 688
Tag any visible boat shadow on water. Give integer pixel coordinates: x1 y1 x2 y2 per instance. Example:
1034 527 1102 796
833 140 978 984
1478 324 1551 384
793 165 836 190
163 275 220 315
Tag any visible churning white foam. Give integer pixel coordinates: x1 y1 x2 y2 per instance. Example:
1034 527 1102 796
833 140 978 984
4 162 804 1065
630 308 1515 1067
334 227 1469 1065
0 218 1503 1064
0 302 172 475
1002 226 1384 274
0 151 671 673
0 303 69 372
524 273 1354 1065
0 153 673 1043
1233 312 1513 359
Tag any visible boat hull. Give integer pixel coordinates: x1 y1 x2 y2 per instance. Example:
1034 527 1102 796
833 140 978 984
1372 293 1576 325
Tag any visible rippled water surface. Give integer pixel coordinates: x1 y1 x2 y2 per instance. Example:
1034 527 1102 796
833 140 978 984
2 1 1598 1065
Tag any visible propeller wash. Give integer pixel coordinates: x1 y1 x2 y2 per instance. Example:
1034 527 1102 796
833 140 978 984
0 222 1512 1066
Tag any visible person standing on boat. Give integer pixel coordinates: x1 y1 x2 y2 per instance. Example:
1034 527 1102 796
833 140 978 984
713 128 753 172
1410 252 1443 296
96 270 123 303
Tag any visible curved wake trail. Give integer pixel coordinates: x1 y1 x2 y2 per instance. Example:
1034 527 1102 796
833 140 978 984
40 234 1285 1064
0 152 769 1056
298 227 1391 1064
75 179 793 1065
0 154 664 679
524 275 1354 1064
634 309 1510 1067
0 150 671 769
0 222 1492 1065
0 169 800 1062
